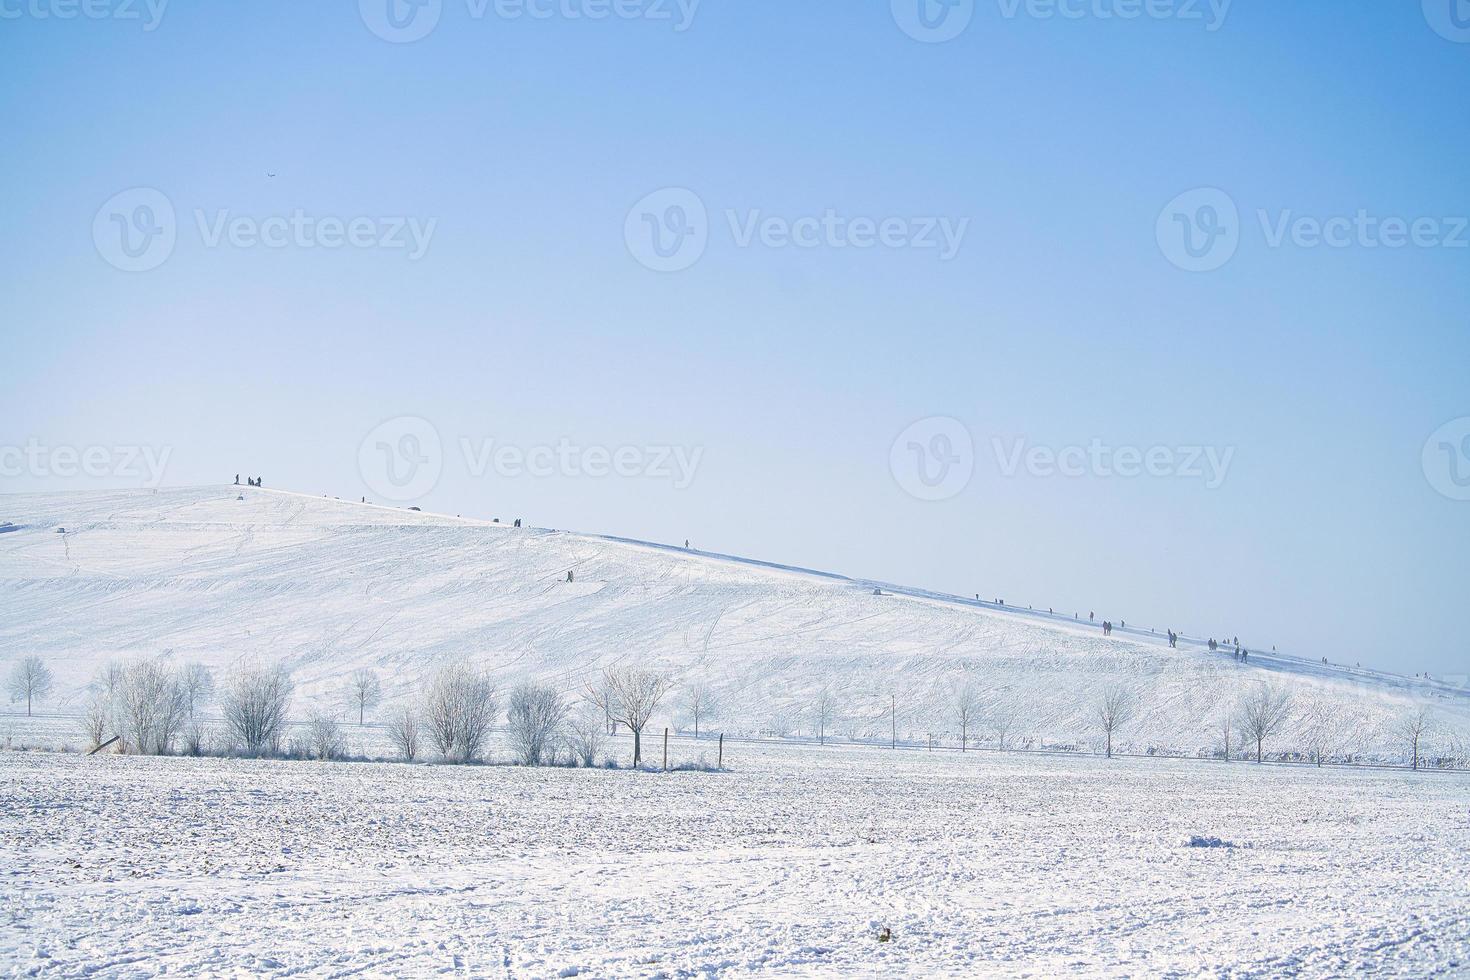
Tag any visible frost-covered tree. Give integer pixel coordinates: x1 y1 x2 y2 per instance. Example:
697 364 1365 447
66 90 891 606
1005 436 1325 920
1299 694 1350 768
94 660 126 699
987 693 1020 751
6 656 53 717
1095 682 1140 759
180 662 215 719
1397 707 1435 771
421 664 497 763
604 666 670 767
387 706 422 762
80 693 114 751
813 686 838 745
686 682 718 738
346 668 383 726
116 659 188 755
507 682 568 766
954 682 981 752
1238 682 1293 764
563 707 604 767
221 662 294 757
305 711 346 761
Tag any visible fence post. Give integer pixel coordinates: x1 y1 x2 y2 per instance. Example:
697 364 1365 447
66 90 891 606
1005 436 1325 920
663 727 669 772
718 733 724 769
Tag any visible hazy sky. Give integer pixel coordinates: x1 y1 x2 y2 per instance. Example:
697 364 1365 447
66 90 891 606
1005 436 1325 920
2 1 1467 677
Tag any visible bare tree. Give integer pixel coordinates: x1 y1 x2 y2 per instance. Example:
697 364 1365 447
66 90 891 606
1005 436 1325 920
1095 682 1140 759
955 682 981 752
221 663 295 757
564 707 604 766
421 664 497 763
604 666 670 767
346 668 383 726
686 682 718 738
583 675 617 735
387 706 422 762
1218 701 1235 762
987 693 1019 751
1397 707 1435 771
116 659 188 755
507 682 568 766
305 712 346 761
180 662 215 719
1238 682 1293 764
80 693 114 751
813 686 838 745
6 656 53 717
95 661 126 699
1300 694 1347 768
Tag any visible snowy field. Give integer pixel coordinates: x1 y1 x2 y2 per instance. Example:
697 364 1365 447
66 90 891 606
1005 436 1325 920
4 739 1470 978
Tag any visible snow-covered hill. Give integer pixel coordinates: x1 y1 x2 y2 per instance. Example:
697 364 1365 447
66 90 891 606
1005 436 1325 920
1 486 1465 759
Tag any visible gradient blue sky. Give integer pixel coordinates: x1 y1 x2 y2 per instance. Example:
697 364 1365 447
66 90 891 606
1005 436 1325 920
2 1 1467 676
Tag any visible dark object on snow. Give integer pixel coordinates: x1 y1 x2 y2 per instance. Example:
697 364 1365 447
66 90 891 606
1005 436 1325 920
409 506 421 512
56 527 67 534
873 588 882 596
0 522 18 535
88 735 121 756
235 474 240 485
877 927 892 943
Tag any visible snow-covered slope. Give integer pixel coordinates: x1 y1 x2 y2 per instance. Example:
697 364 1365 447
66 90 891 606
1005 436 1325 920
1 486 1465 758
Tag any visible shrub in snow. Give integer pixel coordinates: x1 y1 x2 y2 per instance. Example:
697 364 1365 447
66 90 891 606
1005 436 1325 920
563 707 604 767
116 659 189 755
388 706 422 762
1186 836 1237 849
421 663 497 763
305 712 346 761
507 683 568 766
221 662 294 757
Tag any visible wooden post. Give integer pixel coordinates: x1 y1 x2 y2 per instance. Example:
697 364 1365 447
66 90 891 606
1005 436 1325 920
88 735 120 756
718 732 724 769
663 727 669 772
891 694 896 749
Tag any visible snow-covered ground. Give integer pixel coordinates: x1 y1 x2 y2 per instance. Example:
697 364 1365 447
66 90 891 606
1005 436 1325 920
3 739 1469 978
1 486 1466 761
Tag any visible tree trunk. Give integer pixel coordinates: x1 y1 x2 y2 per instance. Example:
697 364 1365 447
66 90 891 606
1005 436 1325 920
632 727 641 767
1106 731 1112 759
1256 738 1263 764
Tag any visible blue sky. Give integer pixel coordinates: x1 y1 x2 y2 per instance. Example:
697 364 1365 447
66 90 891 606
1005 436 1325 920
2 1 1467 676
